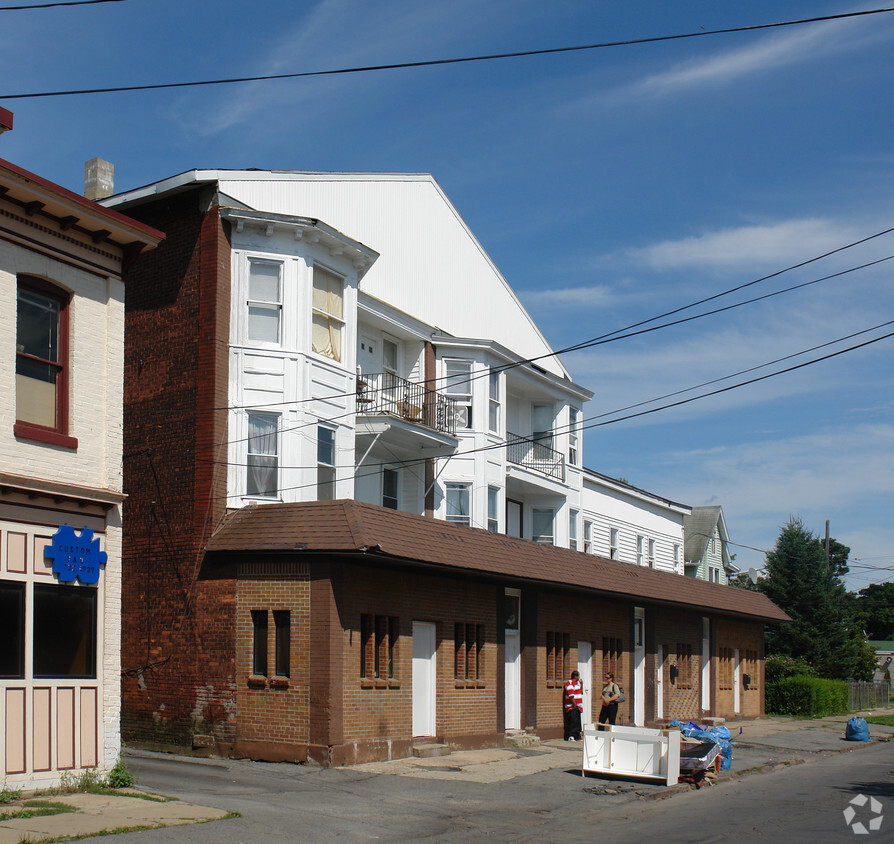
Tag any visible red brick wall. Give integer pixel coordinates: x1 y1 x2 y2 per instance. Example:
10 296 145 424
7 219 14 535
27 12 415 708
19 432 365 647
653 611 703 721
336 563 500 763
235 565 310 760
118 187 235 747
536 593 631 732
715 619 763 718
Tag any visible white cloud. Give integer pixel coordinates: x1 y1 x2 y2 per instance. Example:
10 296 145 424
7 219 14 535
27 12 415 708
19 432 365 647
629 218 860 271
519 284 617 309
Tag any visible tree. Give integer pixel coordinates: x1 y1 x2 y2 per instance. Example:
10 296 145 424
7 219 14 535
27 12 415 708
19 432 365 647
847 582 894 641
759 517 874 680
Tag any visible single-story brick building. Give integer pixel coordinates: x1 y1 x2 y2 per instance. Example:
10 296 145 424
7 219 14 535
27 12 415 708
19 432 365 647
122 500 788 765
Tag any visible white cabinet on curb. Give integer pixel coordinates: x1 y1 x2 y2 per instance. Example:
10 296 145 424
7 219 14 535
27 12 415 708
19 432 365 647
581 724 681 786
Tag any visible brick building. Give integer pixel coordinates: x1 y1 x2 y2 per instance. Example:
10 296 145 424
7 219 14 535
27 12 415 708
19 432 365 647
103 170 786 763
0 137 161 787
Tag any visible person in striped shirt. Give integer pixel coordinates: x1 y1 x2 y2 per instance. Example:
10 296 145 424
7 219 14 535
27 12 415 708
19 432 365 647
563 670 583 741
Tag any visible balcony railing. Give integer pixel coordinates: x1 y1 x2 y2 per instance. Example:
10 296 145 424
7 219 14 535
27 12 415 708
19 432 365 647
506 432 565 482
356 372 456 435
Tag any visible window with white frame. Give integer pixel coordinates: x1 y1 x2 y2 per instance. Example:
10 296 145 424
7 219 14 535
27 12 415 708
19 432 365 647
383 338 399 374
648 538 656 568
247 260 282 344
533 508 554 545
445 360 473 429
610 527 619 560
382 467 399 510
584 520 593 554
488 368 500 434
487 486 500 533
674 544 681 570
636 535 645 566
569 509 579 551
312 266 344 362
246 411 279 497
446 482 471 527
532 404 554 455
568 407 579 465
317 425 336 500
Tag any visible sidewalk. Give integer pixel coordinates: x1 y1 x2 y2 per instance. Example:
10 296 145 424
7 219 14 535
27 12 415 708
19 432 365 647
352 708 894 793
0 789 231 843
1 710 890 841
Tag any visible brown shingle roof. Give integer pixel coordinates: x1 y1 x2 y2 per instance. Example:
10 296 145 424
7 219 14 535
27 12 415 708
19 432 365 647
206 500 789 623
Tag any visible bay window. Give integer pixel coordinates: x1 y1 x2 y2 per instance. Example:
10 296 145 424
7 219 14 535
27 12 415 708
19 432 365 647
247 412 279 497
312 266 344 362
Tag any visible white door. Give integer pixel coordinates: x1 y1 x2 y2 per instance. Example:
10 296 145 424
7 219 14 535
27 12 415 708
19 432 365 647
633 607 645 726
577 641 592 725
412 621 437 737
358 333 378 376
504 630 521 730
656 644 664 721
701 618 711 713
733 648 741 715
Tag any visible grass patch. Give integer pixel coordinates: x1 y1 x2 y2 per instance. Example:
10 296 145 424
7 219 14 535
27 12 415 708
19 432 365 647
0 785 22 805
864 715 894 727
0 800 77 821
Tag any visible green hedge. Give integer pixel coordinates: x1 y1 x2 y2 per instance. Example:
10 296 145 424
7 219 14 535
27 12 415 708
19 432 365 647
766 675 849 717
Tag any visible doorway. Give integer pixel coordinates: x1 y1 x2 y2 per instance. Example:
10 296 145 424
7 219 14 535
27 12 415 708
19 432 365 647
633 607 645 726
577 641 592 725
506 499 523 538
504 589 521 730
412 621 437 737
656 644 664 721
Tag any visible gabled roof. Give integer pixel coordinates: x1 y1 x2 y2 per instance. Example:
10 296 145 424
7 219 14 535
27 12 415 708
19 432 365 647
684 505 732 567
206 500 789 623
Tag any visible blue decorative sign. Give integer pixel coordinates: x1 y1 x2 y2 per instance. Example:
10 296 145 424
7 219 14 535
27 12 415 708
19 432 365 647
45 525 107 584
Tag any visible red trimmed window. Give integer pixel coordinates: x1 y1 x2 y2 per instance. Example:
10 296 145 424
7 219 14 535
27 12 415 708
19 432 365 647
15 277 77 448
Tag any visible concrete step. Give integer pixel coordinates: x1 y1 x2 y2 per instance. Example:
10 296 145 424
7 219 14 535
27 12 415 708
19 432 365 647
504 731 541 749
412 743 451 758
701 717 726 726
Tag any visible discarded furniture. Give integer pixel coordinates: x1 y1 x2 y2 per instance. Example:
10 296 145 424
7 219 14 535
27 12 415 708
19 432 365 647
581 723 681 786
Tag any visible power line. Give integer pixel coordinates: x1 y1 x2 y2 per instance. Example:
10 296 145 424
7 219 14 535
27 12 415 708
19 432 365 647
201 319 894 481
3 7 894 99
0 0 129 9
214 236 894 416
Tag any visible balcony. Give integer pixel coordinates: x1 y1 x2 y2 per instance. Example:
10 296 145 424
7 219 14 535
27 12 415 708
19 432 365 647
356 372 456 435
506 432 565 482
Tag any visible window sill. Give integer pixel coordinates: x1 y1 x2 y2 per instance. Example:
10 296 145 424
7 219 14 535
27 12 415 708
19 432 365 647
454 679 486 689
247 674 268 689
269 676 290 689
360 678 400 689
14 422 78 450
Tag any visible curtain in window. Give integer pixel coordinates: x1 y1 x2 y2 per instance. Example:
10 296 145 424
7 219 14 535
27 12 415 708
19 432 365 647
312 268 344 361
247 413 278 497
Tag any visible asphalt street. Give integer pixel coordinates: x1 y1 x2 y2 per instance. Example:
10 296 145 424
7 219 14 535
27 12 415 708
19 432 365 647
78 736 894 843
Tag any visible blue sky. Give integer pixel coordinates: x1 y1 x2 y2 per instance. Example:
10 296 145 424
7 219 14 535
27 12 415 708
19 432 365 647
3 0 893 588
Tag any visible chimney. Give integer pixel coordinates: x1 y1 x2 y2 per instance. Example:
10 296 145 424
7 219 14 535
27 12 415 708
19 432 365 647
84 158 114 200
0 106 13 135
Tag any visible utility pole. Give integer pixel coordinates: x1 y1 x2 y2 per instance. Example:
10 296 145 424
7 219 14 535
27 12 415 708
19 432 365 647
824 519 830 572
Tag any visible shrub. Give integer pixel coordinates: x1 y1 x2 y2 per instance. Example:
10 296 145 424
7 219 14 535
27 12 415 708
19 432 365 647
766 675 848 717
765 654 817 684
107 759 135 789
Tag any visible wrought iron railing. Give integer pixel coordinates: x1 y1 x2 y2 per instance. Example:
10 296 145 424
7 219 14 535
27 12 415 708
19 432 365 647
506 431 565 481
356 372 455 435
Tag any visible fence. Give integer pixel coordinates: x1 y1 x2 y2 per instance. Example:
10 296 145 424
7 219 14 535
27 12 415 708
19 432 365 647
849 680 891 711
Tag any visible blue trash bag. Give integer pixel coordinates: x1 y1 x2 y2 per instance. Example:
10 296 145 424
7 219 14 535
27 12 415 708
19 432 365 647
845 717 870 742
